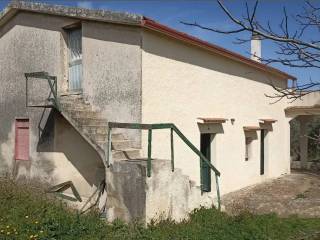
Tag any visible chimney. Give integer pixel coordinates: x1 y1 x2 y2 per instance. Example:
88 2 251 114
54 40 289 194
251 32 261 62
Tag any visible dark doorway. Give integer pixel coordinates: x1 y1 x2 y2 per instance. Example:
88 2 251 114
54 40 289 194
200 133 212 192
260 129 266 175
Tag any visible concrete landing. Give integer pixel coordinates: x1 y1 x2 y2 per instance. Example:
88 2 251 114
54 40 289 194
105 159 217 223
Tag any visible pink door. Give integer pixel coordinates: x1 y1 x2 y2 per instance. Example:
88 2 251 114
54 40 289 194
15 119 29 161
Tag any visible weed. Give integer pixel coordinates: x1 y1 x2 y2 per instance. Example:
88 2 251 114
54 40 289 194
1 177 320 239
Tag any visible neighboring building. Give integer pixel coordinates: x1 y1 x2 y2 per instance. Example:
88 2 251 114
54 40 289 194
0 1 296 222
286 92 320 171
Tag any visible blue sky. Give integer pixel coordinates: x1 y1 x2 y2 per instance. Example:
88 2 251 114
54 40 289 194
0 0 317 84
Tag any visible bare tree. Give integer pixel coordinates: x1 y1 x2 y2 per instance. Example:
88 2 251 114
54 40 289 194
181 0 320 103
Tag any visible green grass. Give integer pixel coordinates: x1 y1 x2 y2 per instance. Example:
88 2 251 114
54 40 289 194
1 178 320 240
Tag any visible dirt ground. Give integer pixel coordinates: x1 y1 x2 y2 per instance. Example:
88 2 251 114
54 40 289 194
222 171 320 217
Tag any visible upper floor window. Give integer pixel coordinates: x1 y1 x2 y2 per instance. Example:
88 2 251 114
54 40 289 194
67 27 82 91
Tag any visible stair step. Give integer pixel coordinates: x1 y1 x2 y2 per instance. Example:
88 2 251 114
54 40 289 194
74 118 108 126
112 148 141 160
93 139 133 149
60 102 92 111
60 100 87 106
58 95 143 164
81 126 108 135
59 94 85 101
110 133 126 141
60 93 83 98
112 140 133 150
60 101 90 106
64 109 100 119
89 133 108 142
81 126 125 139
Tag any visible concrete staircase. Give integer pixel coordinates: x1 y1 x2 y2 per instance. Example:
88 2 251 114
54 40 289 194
59 94 141 164
106 159 216 222
58 94 218 222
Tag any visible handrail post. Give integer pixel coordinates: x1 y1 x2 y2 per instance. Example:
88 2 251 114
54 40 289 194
105 122 222 210
53 76 60 110
215 174 221 211
25 75 28 108
107 126 112 167
46 75 59 111
200 156 203 193
170 128 174 172
147 129 152 177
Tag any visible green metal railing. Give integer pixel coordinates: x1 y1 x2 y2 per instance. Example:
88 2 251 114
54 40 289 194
106 122 221 210
25 72 60 111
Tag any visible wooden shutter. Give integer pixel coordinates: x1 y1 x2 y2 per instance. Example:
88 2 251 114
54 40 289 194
15 119 30 161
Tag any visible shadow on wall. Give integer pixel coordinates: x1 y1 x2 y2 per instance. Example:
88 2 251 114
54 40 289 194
37 110 105 189
143 33 286 88
0 123 15 175
37 108 55 152
0 12 71 45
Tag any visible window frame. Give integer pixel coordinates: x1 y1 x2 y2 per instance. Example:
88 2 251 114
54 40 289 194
245 136 252 161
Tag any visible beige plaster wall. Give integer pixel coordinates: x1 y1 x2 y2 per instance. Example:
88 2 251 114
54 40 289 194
82 21 142 145
141 30 291 195
289 92 320 107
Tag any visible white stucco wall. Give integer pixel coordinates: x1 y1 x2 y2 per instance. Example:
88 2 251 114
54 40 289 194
141 30 291 195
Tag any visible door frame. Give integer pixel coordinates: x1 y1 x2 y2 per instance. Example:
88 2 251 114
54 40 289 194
260 129 266 175
200 133 212 192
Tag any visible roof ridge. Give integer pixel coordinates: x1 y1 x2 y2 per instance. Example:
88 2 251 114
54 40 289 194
2 0 142 25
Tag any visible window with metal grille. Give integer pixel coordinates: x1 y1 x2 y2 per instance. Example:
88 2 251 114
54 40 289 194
15 119 30 161
68 27 82 91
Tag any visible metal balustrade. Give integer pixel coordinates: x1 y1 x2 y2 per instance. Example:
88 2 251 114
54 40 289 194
107 122 221 210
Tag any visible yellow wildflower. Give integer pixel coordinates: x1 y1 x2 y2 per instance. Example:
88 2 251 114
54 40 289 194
6 232 10 235
30 235 33 238
0 230 4 233
35 221 38 224
6 225 9 228
25 216 29 219
39 230 43 233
